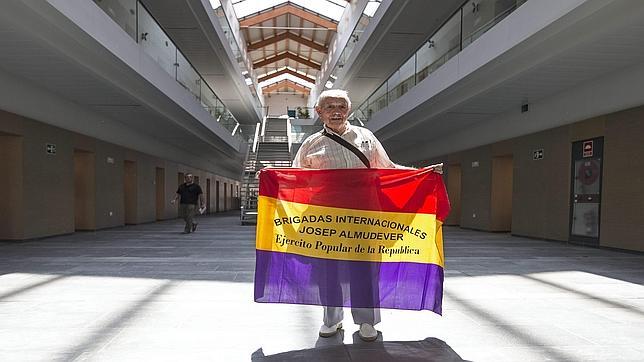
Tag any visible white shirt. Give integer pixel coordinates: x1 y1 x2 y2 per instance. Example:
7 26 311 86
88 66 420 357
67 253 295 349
293 122 397 169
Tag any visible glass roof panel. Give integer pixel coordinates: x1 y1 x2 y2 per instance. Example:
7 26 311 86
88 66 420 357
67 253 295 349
325 0 348 7
259 73 315 89
232 0 347 21
363 1 382 17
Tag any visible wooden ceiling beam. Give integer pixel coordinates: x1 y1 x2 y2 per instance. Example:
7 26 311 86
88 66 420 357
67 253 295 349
247 32 328 53
248 32 288 51
262 80 310 94
258 68 316 84
240 4 337 30
253 52 321 70
288 32 327 52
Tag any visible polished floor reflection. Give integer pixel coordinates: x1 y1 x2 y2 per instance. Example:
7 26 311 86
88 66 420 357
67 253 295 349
1 214 643 361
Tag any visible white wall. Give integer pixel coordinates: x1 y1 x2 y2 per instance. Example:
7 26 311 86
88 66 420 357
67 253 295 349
264 94 308 117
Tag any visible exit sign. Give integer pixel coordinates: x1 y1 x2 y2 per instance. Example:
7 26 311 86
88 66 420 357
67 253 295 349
533 149 544 160
46 143 56 155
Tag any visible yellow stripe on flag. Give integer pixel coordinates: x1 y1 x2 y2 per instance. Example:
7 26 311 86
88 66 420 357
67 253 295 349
256 196 444 266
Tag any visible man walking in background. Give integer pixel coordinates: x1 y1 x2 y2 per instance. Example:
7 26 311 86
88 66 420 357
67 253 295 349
171 173 204 234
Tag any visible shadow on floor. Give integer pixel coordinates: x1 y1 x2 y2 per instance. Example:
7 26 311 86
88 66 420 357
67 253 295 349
251 335 469 362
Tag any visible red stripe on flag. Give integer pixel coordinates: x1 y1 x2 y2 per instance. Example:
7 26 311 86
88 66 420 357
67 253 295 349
259 168 450 221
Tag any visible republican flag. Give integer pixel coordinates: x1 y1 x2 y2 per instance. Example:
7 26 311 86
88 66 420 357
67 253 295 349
254 167 449 313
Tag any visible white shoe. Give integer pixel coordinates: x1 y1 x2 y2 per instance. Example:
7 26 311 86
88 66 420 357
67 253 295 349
358 323 378 342
319 322 342 337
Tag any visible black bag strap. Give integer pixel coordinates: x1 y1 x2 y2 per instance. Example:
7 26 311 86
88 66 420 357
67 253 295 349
322 129 371 168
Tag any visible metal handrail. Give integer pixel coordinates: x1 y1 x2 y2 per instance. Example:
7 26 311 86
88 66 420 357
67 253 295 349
93 0 244 141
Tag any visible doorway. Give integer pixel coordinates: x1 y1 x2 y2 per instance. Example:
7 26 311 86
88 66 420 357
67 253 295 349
177 172 184 214
155 167 165 220
206 178 211 214
446 164 462 226
74 149 96 230
0 134 23 239
124 160 137 224
491 155 513 232
570 137 603 245
224 182 228 210
178 172 185 187
216 180 220 212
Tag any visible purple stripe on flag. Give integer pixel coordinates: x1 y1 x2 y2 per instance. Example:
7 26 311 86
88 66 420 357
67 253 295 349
254 250 444 313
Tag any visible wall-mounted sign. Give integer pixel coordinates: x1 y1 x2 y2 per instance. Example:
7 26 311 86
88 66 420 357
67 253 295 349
578 160 600 185
583 140 593 157
106 157 115 164
533 149 544 160
46 143 56 155
471 161 479 168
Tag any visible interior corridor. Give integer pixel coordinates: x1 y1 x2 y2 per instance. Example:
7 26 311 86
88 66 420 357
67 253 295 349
0 214 643 361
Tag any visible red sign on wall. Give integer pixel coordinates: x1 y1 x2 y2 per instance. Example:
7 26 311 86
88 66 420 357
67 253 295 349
582 140 593 158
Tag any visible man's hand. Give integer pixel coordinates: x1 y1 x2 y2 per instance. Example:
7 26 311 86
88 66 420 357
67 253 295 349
170 199 176 204
427 163 443 174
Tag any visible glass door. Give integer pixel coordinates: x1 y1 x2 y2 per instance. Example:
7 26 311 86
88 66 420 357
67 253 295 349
569 137 603 245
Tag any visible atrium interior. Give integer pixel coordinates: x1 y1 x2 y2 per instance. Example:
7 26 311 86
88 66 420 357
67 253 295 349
1 0 643 360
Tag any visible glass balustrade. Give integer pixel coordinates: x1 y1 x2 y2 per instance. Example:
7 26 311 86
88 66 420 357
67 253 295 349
325 2 382 89
219 111 237 132
176 51 201 100
92 0 244 143
137 2 177 78
356 0 528 122
200 83 218 117
93 0 137 39
290 124 319 144
388 55 416 103
213 5 264 115
462 0 527 49
367 82 388 116
416 12 461 84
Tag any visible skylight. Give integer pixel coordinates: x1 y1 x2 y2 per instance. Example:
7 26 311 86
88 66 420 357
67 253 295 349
232 0 347 21
259 73 315 90
221 0 356 97
363 1 382 17
208 0 221 9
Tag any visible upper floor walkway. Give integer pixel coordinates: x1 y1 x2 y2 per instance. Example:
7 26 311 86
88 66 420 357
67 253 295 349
0 0 261 178
340 0 644 164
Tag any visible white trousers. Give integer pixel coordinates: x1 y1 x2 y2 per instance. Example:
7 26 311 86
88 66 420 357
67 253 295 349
323 306 381 326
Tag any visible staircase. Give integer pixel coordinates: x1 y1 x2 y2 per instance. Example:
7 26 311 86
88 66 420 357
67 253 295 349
240 118 292 225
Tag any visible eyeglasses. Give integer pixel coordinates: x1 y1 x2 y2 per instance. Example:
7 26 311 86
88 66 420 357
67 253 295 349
321 103 348 111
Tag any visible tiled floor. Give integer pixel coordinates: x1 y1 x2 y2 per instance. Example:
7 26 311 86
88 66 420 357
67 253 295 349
1 213 643 361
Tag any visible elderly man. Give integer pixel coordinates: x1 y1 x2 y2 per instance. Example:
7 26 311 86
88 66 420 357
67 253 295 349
293 89 410 341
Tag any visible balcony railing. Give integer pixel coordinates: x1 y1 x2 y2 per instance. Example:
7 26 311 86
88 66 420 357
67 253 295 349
213 3 264 116
289 124 319 144
324 1 382 90
92 0 247 142
356 0 527 122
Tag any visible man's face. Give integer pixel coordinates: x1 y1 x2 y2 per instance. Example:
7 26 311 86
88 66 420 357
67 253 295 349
185 175 194 184
316 97 350 130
